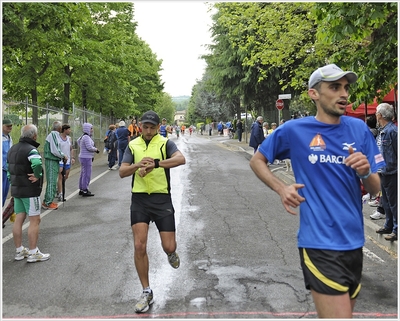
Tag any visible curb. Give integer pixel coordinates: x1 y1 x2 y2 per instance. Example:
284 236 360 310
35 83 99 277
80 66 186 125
219 139 397 255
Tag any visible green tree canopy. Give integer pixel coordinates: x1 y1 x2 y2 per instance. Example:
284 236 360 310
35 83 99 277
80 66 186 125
2 2 166 122
197 2 397 122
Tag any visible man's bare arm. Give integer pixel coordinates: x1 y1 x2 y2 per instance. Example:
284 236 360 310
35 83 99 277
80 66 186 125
249 151 305 215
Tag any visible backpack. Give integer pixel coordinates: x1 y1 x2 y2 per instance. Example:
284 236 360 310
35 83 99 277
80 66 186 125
104 130 115 149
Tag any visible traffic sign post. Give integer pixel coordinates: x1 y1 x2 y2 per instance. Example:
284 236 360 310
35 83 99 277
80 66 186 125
277 94 290 125
276 99 284 125
276 99 284 110
278 94 292 100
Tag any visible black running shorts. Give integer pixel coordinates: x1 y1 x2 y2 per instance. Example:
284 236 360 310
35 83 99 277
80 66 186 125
130 193 175 232
298 247 363 299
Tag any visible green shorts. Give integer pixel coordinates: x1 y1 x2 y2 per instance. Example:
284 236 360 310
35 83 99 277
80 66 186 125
299 247 363 299
14 196 41 216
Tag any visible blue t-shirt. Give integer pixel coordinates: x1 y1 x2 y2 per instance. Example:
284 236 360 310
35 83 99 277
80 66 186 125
258 116 385 251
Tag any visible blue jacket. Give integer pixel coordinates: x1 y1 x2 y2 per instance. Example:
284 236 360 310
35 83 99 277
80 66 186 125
116 126 130 150
249 121 264 148
377 121 397 175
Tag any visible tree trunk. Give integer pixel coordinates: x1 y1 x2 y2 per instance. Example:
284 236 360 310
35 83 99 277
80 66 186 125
63 65 72 123
234 96 241 120
30 86 38 125
82 83 88 123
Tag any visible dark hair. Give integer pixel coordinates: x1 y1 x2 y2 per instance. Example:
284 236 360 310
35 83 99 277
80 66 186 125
61 124 71 132
366 115 377 129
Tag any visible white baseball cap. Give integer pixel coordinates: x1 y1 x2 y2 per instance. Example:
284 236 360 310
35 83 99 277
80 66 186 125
308 64 358 89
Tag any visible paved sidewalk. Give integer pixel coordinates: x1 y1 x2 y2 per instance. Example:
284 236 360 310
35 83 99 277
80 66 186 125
211 134 397 255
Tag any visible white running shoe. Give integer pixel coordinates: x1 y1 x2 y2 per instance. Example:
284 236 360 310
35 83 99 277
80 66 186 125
368 199 380 207
27 249 50 263
362 193 370 203
370 211 386 220
15 247 29 261
134 290 154 313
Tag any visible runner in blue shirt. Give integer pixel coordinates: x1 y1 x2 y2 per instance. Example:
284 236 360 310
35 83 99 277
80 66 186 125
159 118 168 137
250 64 385 318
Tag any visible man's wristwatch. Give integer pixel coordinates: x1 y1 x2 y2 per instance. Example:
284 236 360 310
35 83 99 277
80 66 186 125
154 159 160 168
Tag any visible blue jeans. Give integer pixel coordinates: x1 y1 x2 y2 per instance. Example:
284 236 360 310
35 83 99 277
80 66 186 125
380 173 397 235
108 149 117 168
118 145 127 167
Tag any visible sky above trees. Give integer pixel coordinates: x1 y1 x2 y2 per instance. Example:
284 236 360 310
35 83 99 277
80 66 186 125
133 1 214 97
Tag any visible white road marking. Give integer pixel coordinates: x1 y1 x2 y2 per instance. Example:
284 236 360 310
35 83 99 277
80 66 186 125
363 247 385 263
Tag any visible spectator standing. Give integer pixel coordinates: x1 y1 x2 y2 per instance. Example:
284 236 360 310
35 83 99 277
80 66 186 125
114 123 120 162
262 122 269 138
249 116 264 153
116 121 131 169
7 124 50 262
249 64 384 318
103 126 113 154
77 123 99 197
267 122 277 135
56 124 75 201
106 125 118 170
266 122 280 164
2 119 13 206
119 110 186 313
128 118 139 141
365 115 385 220
366 115 379 138
217 121 223 135
201 124 206 135
375 103 398 241
42 121 66 210
236 119 243 142
209 123 213 136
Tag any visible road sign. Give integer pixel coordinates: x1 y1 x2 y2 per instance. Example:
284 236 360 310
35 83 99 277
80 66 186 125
276 99 284 110
278 94 292 99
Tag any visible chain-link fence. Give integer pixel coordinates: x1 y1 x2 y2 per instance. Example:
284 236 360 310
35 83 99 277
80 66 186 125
2 99 115 150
